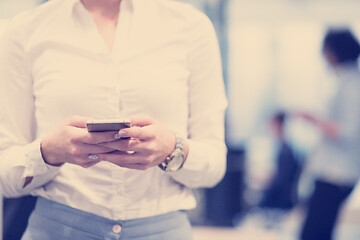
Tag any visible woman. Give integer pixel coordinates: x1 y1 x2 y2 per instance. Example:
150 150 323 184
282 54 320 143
0 0 227 239
298 28 360 240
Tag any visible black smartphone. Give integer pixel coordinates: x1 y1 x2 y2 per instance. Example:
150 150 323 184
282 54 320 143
86 119 131 132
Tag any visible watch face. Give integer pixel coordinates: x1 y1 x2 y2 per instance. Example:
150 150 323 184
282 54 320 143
168 152 184 171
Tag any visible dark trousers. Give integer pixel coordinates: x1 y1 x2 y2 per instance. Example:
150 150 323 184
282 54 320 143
260 143 300 210
300 179 354 240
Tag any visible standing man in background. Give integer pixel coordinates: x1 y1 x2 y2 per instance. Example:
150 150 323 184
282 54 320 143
297 28 360 240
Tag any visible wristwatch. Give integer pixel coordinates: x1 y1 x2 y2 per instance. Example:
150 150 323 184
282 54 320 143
159 134 185 172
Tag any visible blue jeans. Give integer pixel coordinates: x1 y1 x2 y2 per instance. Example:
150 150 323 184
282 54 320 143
22 197 193 240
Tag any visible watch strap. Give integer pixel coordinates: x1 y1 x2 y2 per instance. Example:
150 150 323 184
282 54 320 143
158 134 184 172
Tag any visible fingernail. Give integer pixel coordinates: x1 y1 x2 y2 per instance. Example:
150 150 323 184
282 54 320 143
119 130 127 137
88 154 99 161
114 133 120 139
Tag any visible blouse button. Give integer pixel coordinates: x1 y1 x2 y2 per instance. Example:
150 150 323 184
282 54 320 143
112 224 122 234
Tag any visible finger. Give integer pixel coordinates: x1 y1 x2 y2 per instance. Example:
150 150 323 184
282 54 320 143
100 138 152 153
73 143 116 155
65 115 91 128
119 126 153 140
87 131 124 144
129 115 156 127
99 139 135 152
73 155 101 168
76 130 125 145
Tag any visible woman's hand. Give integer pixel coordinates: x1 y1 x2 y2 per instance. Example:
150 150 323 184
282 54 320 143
40 116 121 168
97 115 181 170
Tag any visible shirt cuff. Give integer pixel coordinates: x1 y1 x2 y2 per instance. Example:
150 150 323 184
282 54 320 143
168 139 226 188
180 139 206 171
23 138 60 177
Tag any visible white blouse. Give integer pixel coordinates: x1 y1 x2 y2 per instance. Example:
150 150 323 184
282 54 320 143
0 0 227 220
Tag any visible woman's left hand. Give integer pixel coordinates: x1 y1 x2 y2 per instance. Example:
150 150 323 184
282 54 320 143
97 115 177 170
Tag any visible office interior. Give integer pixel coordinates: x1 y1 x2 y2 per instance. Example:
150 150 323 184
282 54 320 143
1 0 360 239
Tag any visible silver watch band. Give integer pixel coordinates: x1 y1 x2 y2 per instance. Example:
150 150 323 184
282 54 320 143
158 133 184 172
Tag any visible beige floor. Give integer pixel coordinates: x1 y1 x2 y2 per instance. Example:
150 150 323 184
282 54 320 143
192 207 360 240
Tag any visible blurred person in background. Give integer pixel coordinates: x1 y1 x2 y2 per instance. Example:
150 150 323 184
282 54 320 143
0 0 227 239
296 28 360 240
258 111 301 228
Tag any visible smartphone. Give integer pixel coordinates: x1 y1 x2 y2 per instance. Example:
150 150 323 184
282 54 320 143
86 119 131 132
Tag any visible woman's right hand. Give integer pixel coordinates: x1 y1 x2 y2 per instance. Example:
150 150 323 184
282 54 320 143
40 116 119 168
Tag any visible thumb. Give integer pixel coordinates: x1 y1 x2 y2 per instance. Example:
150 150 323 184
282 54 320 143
65 115 91 128
129 115 156 127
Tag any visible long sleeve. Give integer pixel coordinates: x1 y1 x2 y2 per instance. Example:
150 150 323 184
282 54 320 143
0 20 60 197
169 12 228 188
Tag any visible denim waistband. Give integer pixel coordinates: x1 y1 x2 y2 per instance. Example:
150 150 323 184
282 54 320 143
33 197 189 239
